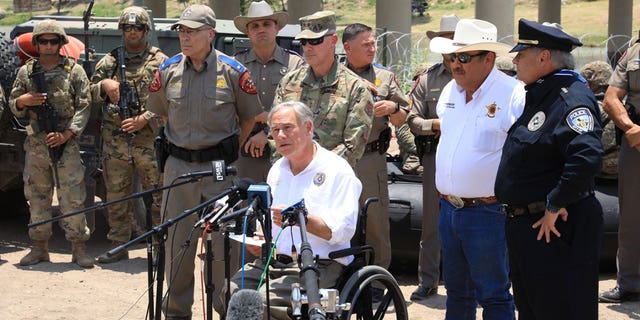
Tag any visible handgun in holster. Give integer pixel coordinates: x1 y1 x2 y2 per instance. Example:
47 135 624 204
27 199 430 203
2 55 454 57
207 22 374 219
377 126 392 155
415 134 439 160
154 126 169 173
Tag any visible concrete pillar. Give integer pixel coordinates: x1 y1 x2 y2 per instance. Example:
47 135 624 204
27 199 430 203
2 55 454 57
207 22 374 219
538 0 561 24
607 0 633 66
144 0 166 18
209 0 241 20
376 0 411 68
288 0 322 22
475 0 515 44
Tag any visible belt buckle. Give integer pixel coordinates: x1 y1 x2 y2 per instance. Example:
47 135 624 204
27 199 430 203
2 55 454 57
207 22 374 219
447 195 465 209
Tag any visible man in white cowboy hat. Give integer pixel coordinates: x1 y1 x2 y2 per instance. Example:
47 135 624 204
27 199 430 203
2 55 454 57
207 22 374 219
406 13 459 301
430 18 525 319
233 1 304 182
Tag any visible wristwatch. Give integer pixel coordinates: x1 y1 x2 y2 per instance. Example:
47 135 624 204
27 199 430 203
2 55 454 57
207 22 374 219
262 126 270 136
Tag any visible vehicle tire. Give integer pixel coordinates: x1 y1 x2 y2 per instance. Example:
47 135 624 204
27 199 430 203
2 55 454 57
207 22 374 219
339 265 408 320
0 32 20 101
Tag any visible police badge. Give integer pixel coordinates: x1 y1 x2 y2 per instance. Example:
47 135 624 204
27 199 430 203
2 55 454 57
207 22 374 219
313 172 326 186
566 107 594 134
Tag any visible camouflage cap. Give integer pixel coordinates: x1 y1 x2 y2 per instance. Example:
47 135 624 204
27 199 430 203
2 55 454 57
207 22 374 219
296 11 336 40
495 55 516 72
32 19 69 45
580 61 612 91
119 6 151 31
171 4 216 30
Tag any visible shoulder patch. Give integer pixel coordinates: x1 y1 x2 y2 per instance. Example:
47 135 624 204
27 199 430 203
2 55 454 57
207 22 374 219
239 71 257 94
566 107 595 134
160 53 183 71
219 54 246 73
150 70 162 92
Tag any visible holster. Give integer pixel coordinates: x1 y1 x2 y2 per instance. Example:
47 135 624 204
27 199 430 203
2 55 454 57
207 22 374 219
154 127 169 173
415 134 439 159
377 126 392 155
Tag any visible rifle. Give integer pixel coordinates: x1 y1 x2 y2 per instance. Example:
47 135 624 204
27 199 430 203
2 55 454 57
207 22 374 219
29 71 65 189
111 45 141 166
81 0 95 78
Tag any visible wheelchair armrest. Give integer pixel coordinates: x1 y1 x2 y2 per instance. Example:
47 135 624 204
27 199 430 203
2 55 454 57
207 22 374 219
328 245 375 265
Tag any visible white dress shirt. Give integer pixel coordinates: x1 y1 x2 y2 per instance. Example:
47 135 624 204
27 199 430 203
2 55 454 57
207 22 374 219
435 67 525 198
267 143 362 265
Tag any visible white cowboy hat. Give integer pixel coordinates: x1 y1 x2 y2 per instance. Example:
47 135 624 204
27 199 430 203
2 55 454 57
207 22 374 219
233 1 288 34
426 14 460 40
429 18 511 55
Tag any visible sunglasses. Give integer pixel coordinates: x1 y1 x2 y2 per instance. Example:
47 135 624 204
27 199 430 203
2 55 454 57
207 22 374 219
123 24 145 32
448 52 487 64
300 37 325 46
37 38 61 45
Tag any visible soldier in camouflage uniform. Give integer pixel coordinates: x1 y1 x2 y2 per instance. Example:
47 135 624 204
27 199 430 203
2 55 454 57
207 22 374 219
406 14 459 301
273 11 374 167
9 19 94 268
233 1 304 182
90 6 168 263
395 123 422 174
580 60 617 180
342 23 409 273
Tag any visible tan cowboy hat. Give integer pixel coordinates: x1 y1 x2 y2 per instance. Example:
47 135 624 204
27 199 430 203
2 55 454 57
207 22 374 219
234 1 288 34
426 14 460 39
429 18 511 55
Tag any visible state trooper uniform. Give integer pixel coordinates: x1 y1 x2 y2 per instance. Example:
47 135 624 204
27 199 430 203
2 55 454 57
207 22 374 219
347 61 409 270
232 1 305 182
146 5 262 319
495 19 604 320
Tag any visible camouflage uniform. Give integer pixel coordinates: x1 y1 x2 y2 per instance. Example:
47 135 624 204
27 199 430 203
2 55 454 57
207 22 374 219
407 62 452 291
90 41 168 244
234 46 304 182
347 62 408 269
580 61 617 180
147 5 263 318
396 124 422 174
273 62 373 166
9 57 91 244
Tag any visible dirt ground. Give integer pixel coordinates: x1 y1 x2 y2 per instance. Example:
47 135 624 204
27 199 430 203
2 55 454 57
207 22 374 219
1 210 639 320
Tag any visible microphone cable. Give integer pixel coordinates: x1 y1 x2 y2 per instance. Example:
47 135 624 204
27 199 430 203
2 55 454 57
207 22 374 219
241 214 249 289
256 226 287 290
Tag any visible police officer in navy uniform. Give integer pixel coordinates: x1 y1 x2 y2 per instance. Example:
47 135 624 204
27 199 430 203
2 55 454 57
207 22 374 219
495 19 604 320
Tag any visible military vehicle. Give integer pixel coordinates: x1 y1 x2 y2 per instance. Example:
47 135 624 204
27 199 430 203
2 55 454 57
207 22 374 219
0 9 301 225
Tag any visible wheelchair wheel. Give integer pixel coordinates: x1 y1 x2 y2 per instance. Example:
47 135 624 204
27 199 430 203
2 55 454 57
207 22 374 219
338 265 408 320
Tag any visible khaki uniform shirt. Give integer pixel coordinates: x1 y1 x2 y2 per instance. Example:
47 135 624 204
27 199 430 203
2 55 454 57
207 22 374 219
235 46 304 110
609 42 640 116
9 58 90 136
90 45 167 130
147 49 262 150
273 60 374 166
407 62 452 135
348 62 409 143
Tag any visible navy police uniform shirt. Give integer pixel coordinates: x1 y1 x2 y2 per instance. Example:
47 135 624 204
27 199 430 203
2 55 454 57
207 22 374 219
495 70 603 208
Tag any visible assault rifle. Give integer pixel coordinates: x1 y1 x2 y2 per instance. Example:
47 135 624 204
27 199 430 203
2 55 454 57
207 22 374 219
29 71 64 189
81 0 95 77
111 45 141 165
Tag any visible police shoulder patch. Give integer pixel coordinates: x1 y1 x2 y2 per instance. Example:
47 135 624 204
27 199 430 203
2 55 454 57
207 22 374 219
160 53 183 71
566 107 595 134
239 71 257 94
149 70 162 92
219 54 246 73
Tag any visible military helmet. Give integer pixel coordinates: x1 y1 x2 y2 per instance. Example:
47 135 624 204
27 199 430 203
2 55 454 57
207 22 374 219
118 6 151 31
580 60 612 94
32 19 69 46
495 55 516 73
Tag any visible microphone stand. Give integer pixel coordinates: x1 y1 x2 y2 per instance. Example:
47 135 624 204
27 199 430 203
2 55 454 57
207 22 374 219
142 192 155 320
108 186 243 320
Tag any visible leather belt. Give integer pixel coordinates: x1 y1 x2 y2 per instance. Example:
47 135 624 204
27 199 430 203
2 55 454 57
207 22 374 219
441 194 498 209
168 142 224 163
275 254 294 264
503 190 595 218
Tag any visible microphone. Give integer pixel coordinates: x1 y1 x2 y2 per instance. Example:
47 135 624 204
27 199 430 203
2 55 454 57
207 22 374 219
193 200 227 229
178 160 238 181
226 289 264 320
246 183 272 213
218 206 250 224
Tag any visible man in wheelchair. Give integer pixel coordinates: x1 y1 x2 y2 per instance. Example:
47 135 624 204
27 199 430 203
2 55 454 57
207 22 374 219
229 101 362 319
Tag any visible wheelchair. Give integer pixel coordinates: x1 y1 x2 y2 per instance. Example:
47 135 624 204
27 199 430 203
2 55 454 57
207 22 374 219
286 197 408 320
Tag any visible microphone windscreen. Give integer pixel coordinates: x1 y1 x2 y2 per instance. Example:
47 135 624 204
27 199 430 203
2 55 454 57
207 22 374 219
226 289 264 320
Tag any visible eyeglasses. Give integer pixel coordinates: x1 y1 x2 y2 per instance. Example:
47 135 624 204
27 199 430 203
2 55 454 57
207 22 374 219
37 38 61 45
300 37 325 46
123 24 145 32
448 52 488 64
177 26 210 35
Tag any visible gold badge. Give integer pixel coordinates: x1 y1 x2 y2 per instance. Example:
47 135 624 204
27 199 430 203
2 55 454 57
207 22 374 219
217 77 227 88
485 102 500 118
527 111 546 131
313 172 326 186
374 78 382 87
